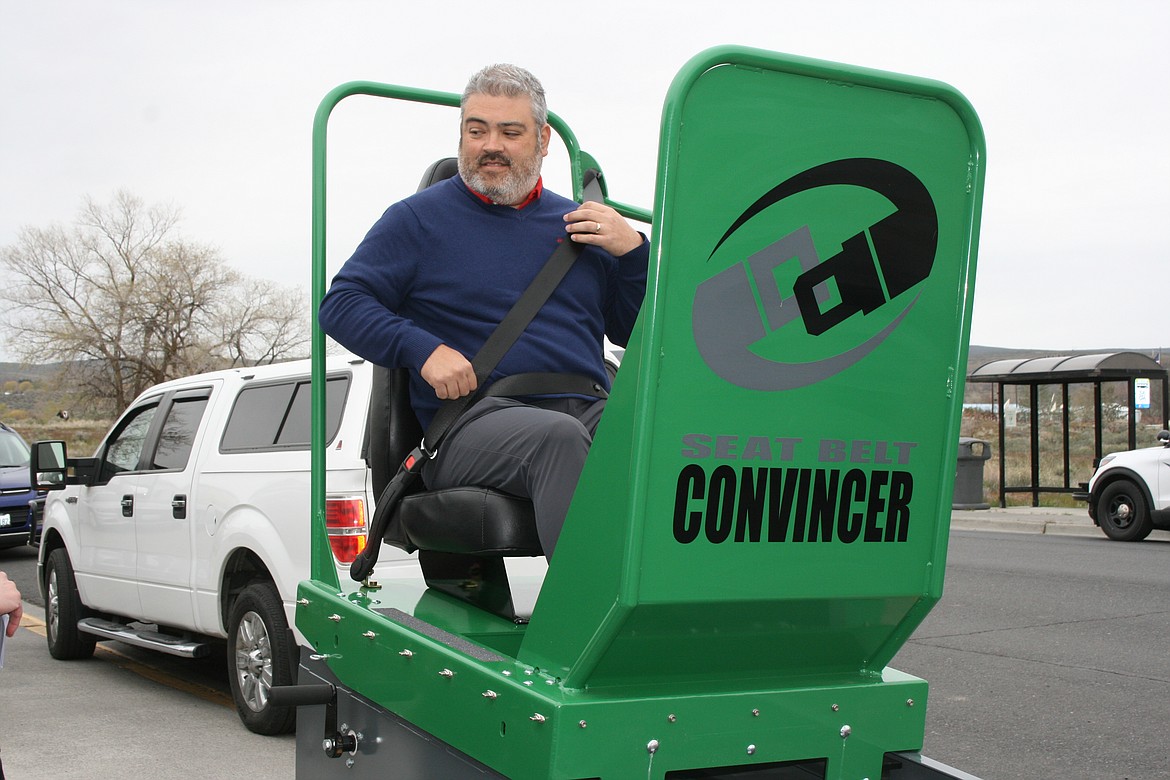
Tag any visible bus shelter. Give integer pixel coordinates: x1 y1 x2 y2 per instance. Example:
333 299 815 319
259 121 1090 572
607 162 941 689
967 352 1168 507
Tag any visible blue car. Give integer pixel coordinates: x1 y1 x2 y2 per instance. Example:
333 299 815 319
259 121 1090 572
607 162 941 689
0 421 39 549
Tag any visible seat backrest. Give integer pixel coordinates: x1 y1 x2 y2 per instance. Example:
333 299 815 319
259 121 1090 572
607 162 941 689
367 365 421 500
417 157 459 191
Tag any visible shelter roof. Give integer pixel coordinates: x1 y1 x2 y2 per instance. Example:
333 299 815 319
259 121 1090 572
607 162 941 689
968 351 1166 384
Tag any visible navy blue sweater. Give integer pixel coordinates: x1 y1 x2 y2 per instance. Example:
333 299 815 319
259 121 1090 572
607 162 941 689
318 176 649 429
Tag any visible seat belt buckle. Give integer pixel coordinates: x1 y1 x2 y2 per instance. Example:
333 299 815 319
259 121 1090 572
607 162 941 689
408 442 436 471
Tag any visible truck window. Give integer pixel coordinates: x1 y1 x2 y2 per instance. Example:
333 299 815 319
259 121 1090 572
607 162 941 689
102 404 159 481
152 396 210 470
276 376 349 447
220 374 350 452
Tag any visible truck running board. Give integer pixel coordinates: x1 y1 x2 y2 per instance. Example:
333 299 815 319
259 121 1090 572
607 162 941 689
78 617 211 658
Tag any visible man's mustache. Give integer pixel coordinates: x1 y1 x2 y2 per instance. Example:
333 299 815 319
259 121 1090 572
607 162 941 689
477 153 511 166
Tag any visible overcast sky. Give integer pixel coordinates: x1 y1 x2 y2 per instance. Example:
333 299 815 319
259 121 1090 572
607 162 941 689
2 0 1166 356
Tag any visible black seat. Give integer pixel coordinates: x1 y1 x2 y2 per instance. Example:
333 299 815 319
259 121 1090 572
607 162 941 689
368 364 543 554
365 158 543 621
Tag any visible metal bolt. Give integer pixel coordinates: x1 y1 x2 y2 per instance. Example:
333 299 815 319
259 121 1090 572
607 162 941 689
831 703 840 712
747 744 757 755
667 714 677 723
439 669 454 678
362 630 376 640
906 698 915 707
482 690 498 699
328 613 342 622
647 739 660 755
530 713 547 723
840 725 852 739
398 649 413 658
345 758 355 769
579 720 588 729
297 598 309 606
751 708 760 717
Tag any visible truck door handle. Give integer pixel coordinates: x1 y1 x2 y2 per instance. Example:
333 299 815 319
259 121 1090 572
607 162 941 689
121 495 134 517
171 495 187 520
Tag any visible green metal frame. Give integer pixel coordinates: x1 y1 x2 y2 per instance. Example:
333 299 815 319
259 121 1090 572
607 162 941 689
301 45 985 779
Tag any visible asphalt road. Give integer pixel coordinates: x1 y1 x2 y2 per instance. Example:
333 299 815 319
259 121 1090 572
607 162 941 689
892 530 1170 779
2 520 1167 779
0 544 293 780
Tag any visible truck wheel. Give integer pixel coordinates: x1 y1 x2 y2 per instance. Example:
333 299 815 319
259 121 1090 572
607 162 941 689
1096 480 1153 541
44 548 97 660
227 583 297 735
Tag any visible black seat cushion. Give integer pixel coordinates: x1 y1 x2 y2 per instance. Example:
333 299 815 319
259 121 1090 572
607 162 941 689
370 361 542 557
393 487 540 555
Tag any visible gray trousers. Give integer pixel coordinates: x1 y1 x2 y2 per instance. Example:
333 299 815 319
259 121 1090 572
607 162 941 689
421 396 605 560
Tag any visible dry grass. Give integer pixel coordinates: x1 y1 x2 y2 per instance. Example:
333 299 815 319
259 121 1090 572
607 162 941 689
12 418 110 457
960 410 1164 508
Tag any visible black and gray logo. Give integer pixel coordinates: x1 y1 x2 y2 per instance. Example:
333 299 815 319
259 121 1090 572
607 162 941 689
693 158 937 390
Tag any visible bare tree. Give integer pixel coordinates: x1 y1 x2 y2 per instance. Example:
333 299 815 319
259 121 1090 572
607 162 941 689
1 191 308 414
217 276 311 367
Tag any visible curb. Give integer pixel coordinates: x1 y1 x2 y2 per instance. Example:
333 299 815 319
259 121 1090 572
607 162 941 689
950 509 1170 542
950 517 1102 537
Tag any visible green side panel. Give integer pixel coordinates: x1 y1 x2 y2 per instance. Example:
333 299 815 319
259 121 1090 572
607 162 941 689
297 579 930 779
520 46 985 690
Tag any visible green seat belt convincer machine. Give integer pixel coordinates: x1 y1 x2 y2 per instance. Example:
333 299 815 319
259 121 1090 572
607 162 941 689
285 45 986 779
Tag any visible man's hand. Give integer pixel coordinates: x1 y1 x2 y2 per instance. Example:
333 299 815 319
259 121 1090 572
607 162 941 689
421 344 478 400
0 571 22 636
564 201 643 257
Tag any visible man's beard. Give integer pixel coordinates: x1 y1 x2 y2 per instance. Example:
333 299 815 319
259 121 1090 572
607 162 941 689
458 146 542 205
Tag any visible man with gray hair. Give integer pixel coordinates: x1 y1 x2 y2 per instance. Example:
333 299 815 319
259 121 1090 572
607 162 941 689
319 64 649 559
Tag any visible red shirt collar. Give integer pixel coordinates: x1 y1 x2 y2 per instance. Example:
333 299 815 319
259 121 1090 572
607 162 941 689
466 177 543 210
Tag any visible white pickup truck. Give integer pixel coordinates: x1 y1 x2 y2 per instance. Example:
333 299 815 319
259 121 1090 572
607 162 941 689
32 354 411 734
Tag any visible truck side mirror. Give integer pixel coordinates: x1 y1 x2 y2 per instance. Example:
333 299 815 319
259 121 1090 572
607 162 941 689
30 440 68 491
1159 430 1170 447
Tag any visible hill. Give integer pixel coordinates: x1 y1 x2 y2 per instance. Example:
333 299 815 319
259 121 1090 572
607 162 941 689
0 361 63 384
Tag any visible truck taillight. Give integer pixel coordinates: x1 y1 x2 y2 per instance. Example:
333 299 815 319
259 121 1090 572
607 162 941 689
325 496 367 564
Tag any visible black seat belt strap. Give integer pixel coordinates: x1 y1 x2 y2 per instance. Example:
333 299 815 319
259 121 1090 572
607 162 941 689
482 371 608 400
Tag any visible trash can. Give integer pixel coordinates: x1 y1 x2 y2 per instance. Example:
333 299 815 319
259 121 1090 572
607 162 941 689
953 437 991 510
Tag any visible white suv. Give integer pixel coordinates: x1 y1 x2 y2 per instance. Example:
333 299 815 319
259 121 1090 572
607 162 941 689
1081 429 1170 541
34 355 412 733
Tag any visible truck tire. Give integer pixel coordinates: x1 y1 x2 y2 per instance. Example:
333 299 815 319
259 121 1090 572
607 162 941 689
44 548 97 660
227 582 297 735
1096 480 1153 542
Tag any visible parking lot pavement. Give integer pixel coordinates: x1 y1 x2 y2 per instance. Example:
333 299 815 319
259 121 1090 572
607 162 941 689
0 603 294 780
